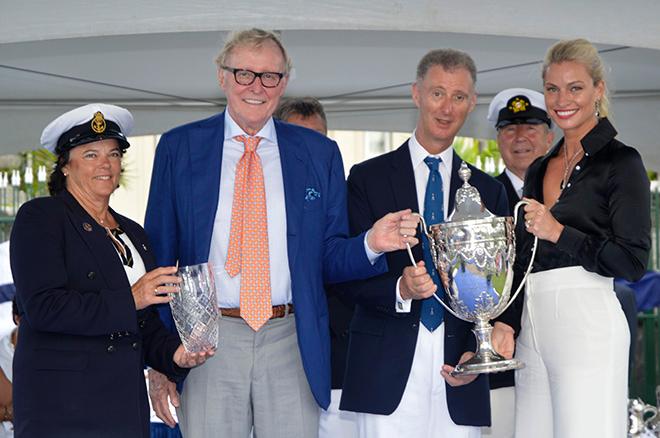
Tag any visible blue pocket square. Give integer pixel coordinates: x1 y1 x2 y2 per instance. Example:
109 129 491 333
305 187 321 201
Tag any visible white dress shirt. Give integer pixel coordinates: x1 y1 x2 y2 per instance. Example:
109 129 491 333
396 132 453 312
505 168 524 199
208 111 291 307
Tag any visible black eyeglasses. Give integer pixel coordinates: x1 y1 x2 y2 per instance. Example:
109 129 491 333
221 66 285 88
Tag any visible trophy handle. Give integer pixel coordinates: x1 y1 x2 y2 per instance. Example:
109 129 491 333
498 200 538 315
404 213 464 320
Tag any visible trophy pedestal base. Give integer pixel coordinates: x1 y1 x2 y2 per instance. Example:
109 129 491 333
451 355 524 376
450 320 525 376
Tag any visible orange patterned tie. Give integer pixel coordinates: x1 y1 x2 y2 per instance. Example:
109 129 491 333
225 135 272 331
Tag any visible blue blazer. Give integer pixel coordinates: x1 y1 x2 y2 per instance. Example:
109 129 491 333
339 142 509 426
144 112 387 409
10 190 185 438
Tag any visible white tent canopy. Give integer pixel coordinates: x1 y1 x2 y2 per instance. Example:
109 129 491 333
2 0 660 169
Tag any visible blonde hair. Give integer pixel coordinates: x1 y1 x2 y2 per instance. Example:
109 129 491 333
542 38 609 118
215 28 292 75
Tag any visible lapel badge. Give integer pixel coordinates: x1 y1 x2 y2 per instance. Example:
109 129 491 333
91 111 107 134
141 243 148 251
83 222 93 232
305 187 321 202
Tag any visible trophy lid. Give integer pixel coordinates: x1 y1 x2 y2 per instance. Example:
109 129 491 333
447 161 495 221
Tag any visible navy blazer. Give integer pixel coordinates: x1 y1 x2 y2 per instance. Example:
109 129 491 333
339 142 509 426
496 171 521 215
144 113 387 409
10 190 186 438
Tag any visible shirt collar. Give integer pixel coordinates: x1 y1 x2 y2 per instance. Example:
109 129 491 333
409 130 454 169
546 117 618 159
224 109 277 145
504 168 524 193
581 117 617 156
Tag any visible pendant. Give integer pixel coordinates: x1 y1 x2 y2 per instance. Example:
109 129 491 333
559 179 565 191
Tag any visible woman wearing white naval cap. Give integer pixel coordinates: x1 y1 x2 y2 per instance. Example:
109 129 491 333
9 104 213 438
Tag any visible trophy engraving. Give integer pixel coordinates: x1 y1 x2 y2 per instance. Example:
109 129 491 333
170 262 219 352
406 161 538 376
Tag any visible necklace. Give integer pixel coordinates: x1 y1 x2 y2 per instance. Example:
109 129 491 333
559 144 583 191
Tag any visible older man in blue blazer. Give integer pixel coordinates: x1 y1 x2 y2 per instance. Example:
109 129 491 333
144 28 418 438
339 49 509 438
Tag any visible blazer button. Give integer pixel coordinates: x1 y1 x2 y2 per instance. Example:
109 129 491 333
87 271 96 279
107 345 115 354
412 323 418 329
132 342 139 350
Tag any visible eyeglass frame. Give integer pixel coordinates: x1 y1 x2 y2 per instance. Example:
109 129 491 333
220 66 286 88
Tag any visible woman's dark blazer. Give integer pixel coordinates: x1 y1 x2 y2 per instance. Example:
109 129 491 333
9 190 186 438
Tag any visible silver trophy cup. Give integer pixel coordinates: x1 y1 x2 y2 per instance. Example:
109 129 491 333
170 262 219 352
406 162 538 376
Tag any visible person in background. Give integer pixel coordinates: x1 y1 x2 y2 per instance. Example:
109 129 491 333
275 96 358 438
484 88 553 438
494 38 651 438
10 104 211 438
338 48 509 438
274 97 327 135
144 29 419 438
0 300 19 437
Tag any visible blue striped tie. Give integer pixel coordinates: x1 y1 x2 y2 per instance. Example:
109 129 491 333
420 157 444 331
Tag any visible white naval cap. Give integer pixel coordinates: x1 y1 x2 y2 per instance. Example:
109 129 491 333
487 88 551 129
40 103 134 154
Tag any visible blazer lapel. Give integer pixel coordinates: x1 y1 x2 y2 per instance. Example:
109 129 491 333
58 191 129 289
189 112 225 263
275 122 307 270
389 141 423 261
114 211 155 272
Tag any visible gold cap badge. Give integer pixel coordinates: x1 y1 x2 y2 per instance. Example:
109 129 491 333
508 97 529 114
91 111 107 134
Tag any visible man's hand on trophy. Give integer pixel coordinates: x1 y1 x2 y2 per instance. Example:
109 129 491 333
522 198 564 243
400 261 438 300
367 209 421 253
491 321 515 360
441 352 479 387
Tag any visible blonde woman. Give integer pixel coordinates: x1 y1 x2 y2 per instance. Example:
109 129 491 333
495 39 651 438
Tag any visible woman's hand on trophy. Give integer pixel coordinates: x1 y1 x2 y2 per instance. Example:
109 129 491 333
522 198 564 243
173 344 216 368
441 352 479 387
400 261 438 300
131 266 181 310
367 209 421 253
492 322 515 360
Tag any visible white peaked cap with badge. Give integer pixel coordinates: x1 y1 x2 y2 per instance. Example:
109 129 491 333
40 103 134 154
487 88 551 128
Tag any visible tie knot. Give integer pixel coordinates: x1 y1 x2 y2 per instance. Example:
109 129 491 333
234 135 261 152
424 156 441 172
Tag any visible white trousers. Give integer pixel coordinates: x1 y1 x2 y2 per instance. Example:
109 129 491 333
319 389 358 438
515 266 629 438
356 324 480 438
482 387 514 438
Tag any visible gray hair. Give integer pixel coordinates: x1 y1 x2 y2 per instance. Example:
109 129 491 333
215 28 292 75
543 38 610 118
416 49 477 85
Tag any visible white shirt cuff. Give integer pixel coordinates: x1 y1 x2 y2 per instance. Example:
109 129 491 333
395 277 412 313
363 230 382 265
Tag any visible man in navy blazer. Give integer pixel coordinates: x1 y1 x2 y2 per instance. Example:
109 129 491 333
339 49 509 438
144 29 419 438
